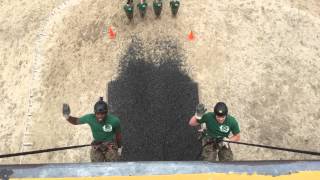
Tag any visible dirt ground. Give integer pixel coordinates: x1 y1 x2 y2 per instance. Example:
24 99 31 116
1 0 320 164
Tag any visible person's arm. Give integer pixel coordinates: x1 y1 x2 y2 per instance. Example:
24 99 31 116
116 131 123 156
116 132 122 148
63 104 81 125
66 116 81 125
114 119 123 156
229 133 240 142
228 118 240 142
189 104 207 126
189 115 200 126
114 118 122 148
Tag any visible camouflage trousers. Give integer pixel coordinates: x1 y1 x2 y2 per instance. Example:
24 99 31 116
90 141 119 162
201 140 233 162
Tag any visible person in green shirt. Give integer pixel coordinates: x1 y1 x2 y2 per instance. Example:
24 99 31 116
137 0 148 18
189 102 240 161
170 0 180 16
153 0 163 17
62 97 122 162
124 0 134 20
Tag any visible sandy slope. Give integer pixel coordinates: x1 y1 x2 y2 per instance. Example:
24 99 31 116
1 0 320 164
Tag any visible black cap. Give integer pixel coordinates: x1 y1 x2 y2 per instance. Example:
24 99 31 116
214 102 228 116
94 97 108 113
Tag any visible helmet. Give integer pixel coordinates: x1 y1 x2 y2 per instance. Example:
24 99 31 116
214 102 228 116
94 97 108 113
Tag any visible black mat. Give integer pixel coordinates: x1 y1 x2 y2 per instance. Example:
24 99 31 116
108 38 201 161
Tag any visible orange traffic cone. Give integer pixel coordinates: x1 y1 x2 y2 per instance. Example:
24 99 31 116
108 26 116 39
188 31 195 41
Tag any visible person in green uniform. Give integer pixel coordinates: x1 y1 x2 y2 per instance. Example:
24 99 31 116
153 0 163 17
137 0 148 18
170 0 180 16
62 97 122 162
124 0 134 20
189 102 240 161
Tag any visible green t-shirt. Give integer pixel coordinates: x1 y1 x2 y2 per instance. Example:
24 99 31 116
124 4 133 13
79 113 121 141
153 1 162 8
170 1 180 9
197 112 240 139
138 2 147 11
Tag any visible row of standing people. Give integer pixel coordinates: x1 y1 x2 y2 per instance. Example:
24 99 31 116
124 0 180 20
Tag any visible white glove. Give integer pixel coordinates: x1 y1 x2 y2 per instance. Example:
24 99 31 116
117 147 123 156
195 104 207 119
221 137 230 148
198 123 207 132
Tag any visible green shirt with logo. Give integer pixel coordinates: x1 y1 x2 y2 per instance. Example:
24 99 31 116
197 112 240 139
79 113 121 141
138 2 147 11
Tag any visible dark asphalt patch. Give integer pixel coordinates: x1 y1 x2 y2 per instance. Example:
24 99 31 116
108 37 201 161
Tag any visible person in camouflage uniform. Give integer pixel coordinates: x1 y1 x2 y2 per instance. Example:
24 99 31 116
63 97 122 162
189 102 240 161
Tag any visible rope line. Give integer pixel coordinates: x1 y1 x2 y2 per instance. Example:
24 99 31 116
196 138 320 159
0 144 91 158
1 139 320 159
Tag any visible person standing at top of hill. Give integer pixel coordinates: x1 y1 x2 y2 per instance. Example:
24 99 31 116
62 97 122 162
124 0 134 20
189 102 240 161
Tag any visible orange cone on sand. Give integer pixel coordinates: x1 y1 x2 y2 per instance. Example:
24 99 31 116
188 31 195 41
108 26 116 39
